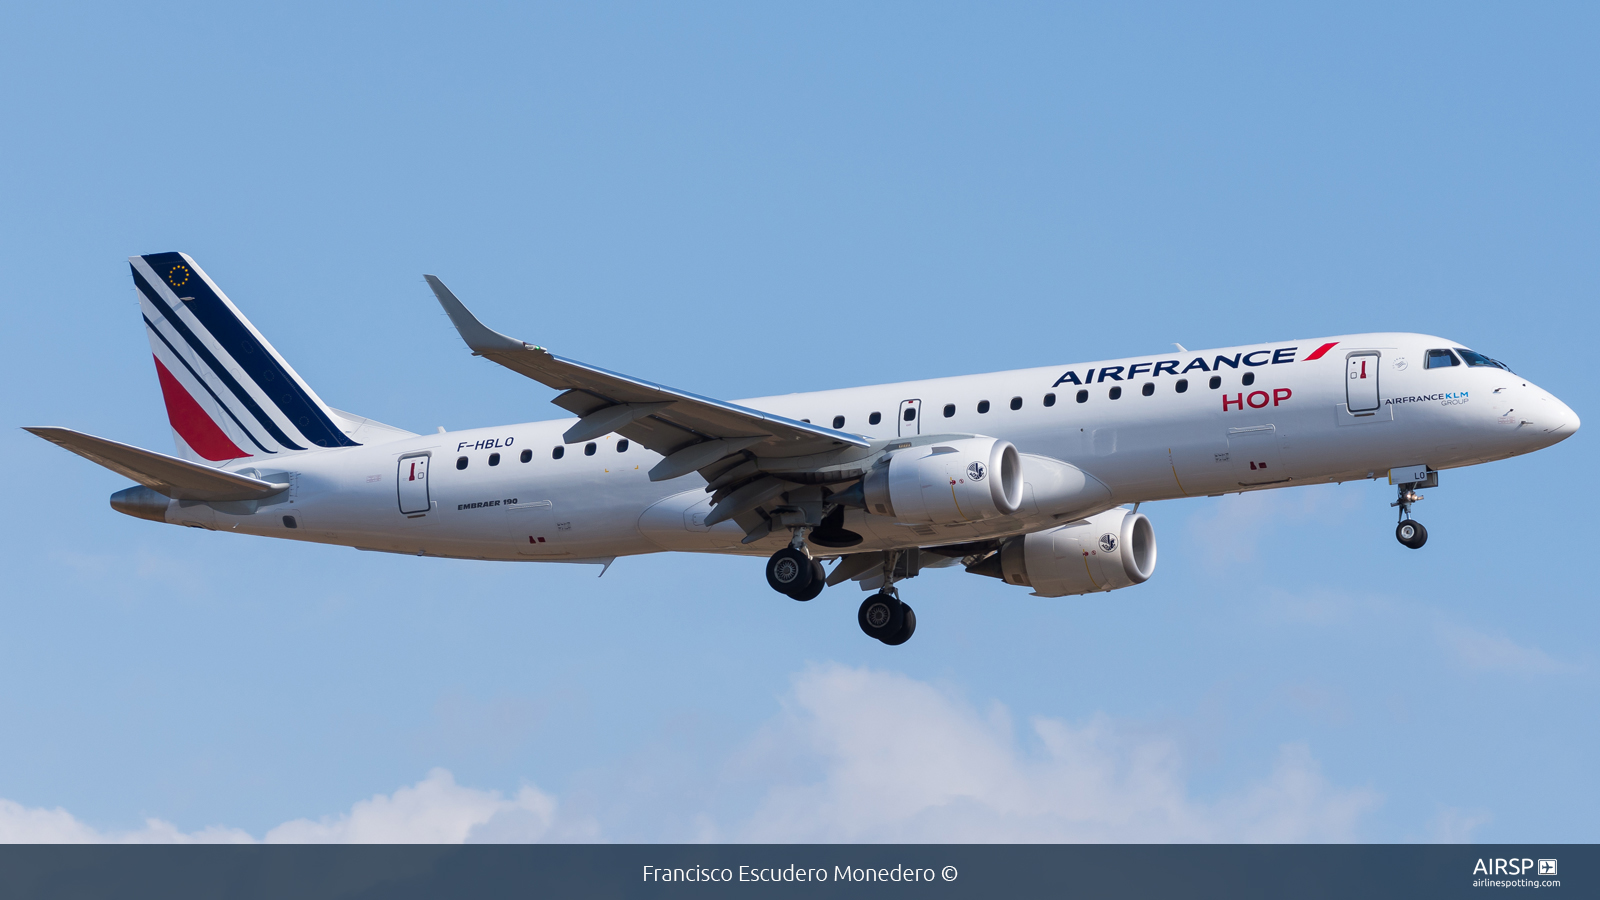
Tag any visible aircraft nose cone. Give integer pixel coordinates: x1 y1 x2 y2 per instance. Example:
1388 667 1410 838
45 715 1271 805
1542 393 1580 443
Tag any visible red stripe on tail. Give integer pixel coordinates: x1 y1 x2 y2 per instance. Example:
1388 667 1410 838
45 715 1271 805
153 356 247 461
1303 341 1339 361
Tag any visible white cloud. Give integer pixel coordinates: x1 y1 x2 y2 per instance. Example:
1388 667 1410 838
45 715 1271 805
1425 807 1493 843
264 769 565 843
0 666 1379 844
0 770 587 844
731 664 1380 842
1437 623 1577 676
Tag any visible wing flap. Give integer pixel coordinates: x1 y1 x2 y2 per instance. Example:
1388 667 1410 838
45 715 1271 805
25 427 289 501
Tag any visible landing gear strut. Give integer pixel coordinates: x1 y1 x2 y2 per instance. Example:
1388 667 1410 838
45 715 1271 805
1392 480 1428 549
854 549 917 646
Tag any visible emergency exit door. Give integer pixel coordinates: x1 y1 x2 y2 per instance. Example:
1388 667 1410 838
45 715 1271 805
397 453 431 514
1346 353 1381 412
898 399 921 436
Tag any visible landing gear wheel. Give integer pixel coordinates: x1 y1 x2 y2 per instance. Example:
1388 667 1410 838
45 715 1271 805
766 547 814 595
1396 520 1428 549
858 593 905 641
789 560 827 601
879 603 916 646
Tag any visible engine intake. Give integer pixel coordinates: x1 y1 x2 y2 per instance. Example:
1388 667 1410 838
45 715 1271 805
862 437 1022 525
970 508 1157 597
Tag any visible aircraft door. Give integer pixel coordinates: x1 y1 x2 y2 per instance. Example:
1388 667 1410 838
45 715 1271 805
1346 352 1381 412
397 453 431 514
898 399 921 436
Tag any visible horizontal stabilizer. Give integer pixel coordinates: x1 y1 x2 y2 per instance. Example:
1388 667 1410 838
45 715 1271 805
24 427 289 501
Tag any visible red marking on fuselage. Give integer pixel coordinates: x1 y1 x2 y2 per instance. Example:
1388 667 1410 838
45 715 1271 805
153 356 247 461
1304 341 1339 361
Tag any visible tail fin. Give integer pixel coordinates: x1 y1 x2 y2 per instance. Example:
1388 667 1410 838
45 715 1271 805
132 252 361 463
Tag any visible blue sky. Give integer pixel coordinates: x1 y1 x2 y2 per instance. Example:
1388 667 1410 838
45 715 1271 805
1 2 1594 842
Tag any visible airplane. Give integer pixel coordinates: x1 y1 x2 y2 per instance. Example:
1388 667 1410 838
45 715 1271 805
26 253 1581 646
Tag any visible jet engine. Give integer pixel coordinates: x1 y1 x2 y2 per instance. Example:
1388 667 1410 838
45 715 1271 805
862 437 1022 525
968 507 1156 597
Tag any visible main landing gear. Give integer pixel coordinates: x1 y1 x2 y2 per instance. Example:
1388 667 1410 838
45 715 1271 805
1391 476 1431 550
765 544 825 601
764 538 918 646
859 590 916 646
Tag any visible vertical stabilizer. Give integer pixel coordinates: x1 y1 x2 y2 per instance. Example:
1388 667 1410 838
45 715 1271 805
131 252 360 463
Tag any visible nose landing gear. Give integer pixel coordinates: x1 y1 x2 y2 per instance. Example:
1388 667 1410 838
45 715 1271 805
1391 478 1430 549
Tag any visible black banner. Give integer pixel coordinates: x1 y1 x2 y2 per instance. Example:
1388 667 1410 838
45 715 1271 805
1 844 1590 899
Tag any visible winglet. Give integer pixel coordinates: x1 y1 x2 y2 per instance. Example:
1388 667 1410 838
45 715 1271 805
424 275 539 356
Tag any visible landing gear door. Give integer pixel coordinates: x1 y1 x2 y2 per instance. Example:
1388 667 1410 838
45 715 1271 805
397 452 431 515
1346 352 1381 412
898 399 921 437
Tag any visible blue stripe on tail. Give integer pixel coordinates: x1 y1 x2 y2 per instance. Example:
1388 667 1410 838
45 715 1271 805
138 253 357 449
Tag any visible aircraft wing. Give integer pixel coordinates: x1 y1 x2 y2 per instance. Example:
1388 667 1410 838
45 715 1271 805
24 427 289 502
426 276 871 482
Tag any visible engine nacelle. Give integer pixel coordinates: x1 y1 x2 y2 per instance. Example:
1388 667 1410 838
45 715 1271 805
978 508 1157 597
862 437 1022 525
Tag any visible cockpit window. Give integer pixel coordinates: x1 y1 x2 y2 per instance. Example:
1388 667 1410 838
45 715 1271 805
1454 348 1512 372
1425 349 1459 369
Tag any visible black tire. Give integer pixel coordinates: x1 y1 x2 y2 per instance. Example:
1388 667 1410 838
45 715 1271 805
880 603 916 646
789 561 827 601
766 547 814 594
858 593 905 640
1396 520 1428 549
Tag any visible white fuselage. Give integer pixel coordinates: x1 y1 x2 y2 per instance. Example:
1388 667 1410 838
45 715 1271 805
160 333 1578 564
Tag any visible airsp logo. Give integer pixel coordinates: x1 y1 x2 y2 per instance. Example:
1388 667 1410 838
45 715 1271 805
1099 533 1117 553
967 461 986 482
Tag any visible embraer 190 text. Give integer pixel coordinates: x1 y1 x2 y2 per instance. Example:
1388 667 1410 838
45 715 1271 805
28 254 1581 645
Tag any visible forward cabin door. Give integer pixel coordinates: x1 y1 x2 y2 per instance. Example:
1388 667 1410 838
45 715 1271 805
898 399 921 437
1346 352 1381 412
397 452 431 515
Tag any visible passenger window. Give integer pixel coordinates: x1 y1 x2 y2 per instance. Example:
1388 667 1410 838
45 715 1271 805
1209 375 1221 390
1426 349 1460 369
832 415 845 429
903 407 917 421
943 404 956 417
1009 396 1022 410
282 515 298 529
1176 379 1188 393
1043 393 1056 407
617 439 629 452
456 456 468 470
1109 386 1122 400
1242 372 1255 386
1076 390 1088 403
869 412 882 425
520 449 532 463
584 443 597 456
1141 383 1154 396
488 452 500 466
977 400 990 414
552 446 564 459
